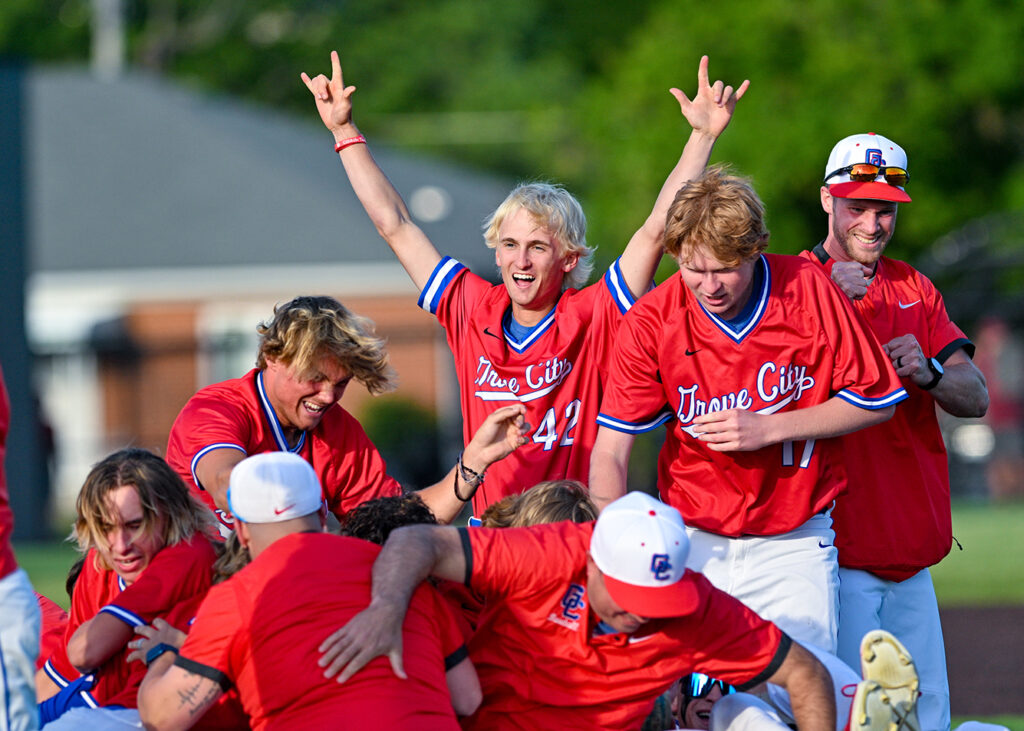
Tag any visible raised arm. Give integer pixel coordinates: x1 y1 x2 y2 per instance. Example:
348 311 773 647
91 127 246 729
618 56 750 298
416 403 528 523
301 51 441 290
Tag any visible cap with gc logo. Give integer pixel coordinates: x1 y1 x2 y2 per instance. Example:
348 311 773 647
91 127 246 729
589 491 700 618
824 132 911 203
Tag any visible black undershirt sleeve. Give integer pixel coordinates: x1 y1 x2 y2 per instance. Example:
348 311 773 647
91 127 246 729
173 655 232 692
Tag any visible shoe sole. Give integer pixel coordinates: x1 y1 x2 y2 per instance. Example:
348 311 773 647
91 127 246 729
859 630 920 731
851 680 919 731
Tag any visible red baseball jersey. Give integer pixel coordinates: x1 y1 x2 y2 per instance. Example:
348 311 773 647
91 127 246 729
420 257 634 512
598 254 907 537
36 593 69 671
460 521 788 730
0 363 18 580
166 369 400 533
176 533 464 731
43 534 216 707
804 246 972 580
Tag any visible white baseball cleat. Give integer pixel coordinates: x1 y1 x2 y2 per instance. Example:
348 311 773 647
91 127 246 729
851 629 920 731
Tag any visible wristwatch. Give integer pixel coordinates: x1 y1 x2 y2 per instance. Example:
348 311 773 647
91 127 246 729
921 357 944 390
144 642 180 666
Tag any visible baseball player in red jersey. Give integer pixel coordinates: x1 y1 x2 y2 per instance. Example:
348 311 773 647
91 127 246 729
319 491 837 730
38 449 217 726
137 452 476 730
804 133 989 731
301 52 749 513
589 166 907 654
0 363 42 731
166 295 528 535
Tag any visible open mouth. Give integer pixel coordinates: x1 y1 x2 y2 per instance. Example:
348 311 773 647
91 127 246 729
511 273 535 286
302 400 326 414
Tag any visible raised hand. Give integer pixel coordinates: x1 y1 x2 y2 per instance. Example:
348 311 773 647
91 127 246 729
830 261 874 300
300 50 357 135
669 55 750 140
462 403 529 473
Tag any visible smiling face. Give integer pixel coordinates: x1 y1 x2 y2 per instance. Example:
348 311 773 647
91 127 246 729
585 557 650 635
495 207 578 327
678 247 758 321
821 189 899 267
97 484 165 585
262 354 352 437
683 684 725 729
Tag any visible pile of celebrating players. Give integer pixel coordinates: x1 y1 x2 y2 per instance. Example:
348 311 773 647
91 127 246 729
1 50 993 731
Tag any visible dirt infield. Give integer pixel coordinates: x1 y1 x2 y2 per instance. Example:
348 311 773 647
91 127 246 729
943 605 1024 715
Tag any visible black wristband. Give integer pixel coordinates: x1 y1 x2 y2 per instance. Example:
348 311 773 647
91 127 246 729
145 642 179 666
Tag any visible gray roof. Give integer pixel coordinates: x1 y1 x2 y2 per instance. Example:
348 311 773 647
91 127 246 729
26 66 508 277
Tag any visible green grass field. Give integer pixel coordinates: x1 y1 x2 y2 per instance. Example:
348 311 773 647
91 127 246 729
14 500 1024 729
933 500 1024 606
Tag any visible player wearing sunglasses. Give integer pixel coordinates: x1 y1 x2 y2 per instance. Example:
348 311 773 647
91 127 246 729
804 133 989 731
669 673 735 729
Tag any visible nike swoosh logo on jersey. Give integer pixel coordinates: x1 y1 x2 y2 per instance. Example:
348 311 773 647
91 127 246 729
685 348 700 356
898 300 921 309
483 327 502 340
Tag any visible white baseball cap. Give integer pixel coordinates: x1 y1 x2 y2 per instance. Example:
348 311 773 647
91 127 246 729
589 491 700 618
227 452 323 524
824 132 911 203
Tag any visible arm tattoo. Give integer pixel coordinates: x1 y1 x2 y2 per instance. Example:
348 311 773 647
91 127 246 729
175 671 222 717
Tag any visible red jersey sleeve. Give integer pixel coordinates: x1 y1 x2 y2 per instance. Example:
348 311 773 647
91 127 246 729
176 580 242 687
166 382 255 494
597 299 675 432
36 593 69 671
917 271 971 360
100 535 215 628
464 522 586 602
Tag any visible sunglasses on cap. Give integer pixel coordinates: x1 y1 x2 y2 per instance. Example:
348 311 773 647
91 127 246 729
824 163 909 187
685 673 736 700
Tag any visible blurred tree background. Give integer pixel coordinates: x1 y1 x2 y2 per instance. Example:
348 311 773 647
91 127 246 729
5 0 1021 293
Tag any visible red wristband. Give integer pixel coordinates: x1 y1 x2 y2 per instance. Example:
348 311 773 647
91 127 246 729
334 135 366 153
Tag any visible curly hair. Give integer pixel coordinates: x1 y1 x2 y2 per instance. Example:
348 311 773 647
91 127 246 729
73 448 215 568
339 494 437 545
663 165 769 268
480 480 596 528
483 182 594 290
256 296 396 395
